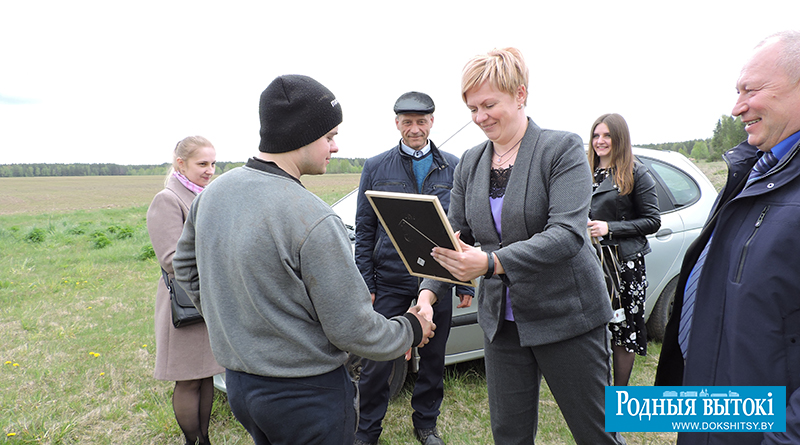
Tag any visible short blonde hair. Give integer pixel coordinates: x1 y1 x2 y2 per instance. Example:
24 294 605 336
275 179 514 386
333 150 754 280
461 47 529 105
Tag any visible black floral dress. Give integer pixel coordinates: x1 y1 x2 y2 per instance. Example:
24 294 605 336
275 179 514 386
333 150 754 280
593 168 648 356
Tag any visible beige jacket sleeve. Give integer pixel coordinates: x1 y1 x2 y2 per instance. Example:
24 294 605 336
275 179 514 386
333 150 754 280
146 177 194 275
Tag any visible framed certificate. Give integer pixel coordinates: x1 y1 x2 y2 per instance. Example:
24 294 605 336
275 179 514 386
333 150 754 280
365 190 476 287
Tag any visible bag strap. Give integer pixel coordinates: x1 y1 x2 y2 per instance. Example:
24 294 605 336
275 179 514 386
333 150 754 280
160 268 173 293
599 244 623 308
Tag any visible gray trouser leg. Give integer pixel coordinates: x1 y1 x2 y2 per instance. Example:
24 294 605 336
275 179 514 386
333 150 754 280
484 322 625 445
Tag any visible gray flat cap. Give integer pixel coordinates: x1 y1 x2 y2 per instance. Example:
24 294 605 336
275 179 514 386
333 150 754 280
393 91 435 115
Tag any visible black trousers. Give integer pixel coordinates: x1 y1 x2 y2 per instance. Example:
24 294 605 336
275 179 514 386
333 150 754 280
226 366 356 445
356 286 453 442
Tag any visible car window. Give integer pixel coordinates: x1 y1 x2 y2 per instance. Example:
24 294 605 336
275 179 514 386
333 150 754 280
649 172 675 213
639 157 701 210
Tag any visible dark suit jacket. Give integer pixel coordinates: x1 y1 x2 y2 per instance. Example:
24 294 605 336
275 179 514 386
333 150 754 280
421 119 613 346
656 140 800 444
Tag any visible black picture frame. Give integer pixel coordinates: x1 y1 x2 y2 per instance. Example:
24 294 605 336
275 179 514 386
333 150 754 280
365 190 476 287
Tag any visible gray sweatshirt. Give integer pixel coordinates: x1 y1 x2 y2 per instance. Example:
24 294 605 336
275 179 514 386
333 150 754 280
174 160 419 378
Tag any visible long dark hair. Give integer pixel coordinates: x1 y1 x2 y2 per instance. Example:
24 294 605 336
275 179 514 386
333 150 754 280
588 113 634 195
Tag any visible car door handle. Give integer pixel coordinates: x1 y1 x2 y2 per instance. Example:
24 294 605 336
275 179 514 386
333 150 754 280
655 228 673 240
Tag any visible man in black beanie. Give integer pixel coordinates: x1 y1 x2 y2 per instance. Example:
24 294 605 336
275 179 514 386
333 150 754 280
173 75 435 445
353 92 473 445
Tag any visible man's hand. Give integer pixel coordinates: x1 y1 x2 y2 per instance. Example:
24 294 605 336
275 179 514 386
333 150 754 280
456 293 473 308
407 305 436 348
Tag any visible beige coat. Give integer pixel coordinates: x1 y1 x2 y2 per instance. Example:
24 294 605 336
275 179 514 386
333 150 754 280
146 175 223 381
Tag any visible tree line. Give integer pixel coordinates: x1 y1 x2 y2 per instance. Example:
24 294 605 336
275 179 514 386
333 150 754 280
0 116 746 178
639 115 747 162
0 158 367 178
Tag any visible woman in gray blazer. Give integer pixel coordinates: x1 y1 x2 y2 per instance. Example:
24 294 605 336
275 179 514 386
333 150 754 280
146 136 222 445
418 48 624 444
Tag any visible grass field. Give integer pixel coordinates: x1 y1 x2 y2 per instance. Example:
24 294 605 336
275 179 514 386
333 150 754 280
694 160 727 191
0 173 362 216
0 170 691 444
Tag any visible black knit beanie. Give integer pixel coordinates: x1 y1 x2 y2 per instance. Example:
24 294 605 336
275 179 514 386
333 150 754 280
258 75 343 153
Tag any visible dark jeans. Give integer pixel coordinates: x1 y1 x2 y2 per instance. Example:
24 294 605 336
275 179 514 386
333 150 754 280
356 287 452 443
226 366 356 445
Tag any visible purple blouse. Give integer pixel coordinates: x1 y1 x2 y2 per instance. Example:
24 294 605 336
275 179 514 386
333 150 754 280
489 165 514 321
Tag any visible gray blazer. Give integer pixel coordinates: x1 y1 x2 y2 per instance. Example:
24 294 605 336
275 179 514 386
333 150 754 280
421 119 613 346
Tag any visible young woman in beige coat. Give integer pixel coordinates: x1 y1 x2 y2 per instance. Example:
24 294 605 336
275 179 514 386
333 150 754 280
147 136 223 445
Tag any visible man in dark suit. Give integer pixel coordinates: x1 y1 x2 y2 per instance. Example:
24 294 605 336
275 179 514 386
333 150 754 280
656 30 800 445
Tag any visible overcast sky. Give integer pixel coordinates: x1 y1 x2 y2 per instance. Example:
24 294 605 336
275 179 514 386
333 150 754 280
2 1 800 165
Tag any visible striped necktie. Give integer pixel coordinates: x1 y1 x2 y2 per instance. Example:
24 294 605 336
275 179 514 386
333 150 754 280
747 150 779 184
678 237 711 360
680 150 781 359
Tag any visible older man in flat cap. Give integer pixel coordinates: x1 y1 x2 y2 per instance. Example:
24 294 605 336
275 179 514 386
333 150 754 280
354 92 473 445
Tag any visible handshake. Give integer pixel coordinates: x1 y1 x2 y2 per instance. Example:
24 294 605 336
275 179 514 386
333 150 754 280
406 304 436 348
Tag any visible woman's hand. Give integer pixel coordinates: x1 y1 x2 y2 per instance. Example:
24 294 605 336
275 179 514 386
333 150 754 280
430 232 492 282
416 290 436 322
587 220 609 238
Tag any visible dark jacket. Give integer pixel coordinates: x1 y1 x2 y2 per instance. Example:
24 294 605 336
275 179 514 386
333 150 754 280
355 141 472 297
590 161 661 260
656 140 800 445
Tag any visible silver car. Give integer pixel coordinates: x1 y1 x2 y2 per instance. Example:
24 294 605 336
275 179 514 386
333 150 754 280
214 147 716 395
634 147 717 340
335 147 716 395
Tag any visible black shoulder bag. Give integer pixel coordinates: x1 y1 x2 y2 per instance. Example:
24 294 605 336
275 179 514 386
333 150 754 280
161 268 203 328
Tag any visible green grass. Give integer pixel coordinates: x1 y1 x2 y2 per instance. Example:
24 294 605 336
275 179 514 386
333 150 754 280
0 173 676 444
1 207 181 443
382 347 675 445
695 160 727 191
